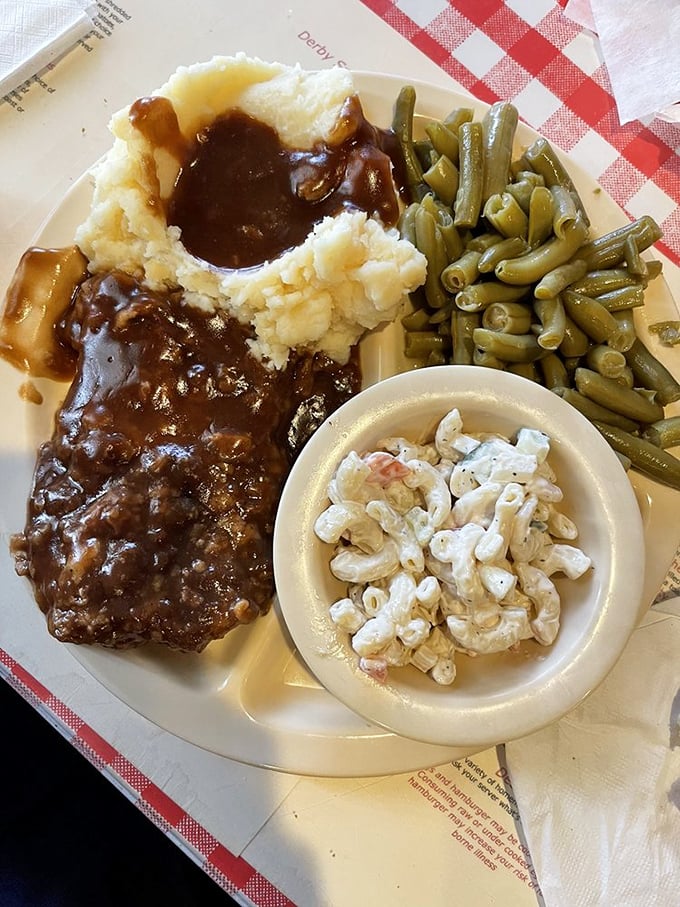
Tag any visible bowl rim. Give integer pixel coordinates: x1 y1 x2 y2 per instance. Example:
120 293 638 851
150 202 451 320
273 365 646 748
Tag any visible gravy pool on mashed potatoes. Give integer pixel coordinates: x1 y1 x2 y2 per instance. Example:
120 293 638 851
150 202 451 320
75 54 427 368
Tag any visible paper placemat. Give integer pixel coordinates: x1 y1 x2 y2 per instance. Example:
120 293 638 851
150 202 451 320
2 2 679 906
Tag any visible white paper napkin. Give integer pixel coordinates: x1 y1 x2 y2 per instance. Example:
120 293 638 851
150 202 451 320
505 603 680 907
563 0 595 33
0 0 95 97
565 0 680 124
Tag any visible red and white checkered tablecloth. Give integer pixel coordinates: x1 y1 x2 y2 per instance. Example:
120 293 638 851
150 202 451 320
360 0 680 266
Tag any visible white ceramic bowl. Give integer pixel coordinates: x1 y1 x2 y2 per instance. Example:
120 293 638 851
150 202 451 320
273 366 645 749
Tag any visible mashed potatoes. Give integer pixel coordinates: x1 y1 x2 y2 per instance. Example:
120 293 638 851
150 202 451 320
75 54 426 367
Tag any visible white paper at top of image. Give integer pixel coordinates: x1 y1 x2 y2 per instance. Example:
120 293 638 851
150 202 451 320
505 604 680 907
563 0 596 32
0 1 95 96
589 0 680 124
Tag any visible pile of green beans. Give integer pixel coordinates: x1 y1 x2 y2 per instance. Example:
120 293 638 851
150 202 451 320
392 86 680 490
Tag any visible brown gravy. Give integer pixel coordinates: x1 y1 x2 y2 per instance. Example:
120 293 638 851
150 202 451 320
0 246 87 379
130 94 401 269
11 272 360 650
129 95 188 161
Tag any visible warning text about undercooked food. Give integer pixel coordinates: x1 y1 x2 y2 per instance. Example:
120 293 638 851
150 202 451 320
407 759 541 892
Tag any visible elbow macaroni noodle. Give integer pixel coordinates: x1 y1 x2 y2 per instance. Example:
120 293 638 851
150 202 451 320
314 408 592 685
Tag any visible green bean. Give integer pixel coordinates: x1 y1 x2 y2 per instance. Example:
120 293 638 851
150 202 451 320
473 348 506 369
642 259 662 281
441 224 465 262
562 289 628 351
534 296 566 350
553 387 639 432
495 216 589 285
421 195 464 260
577 216 662 270
611 310 636 352
455 281 531 312
593 285 645 311
505 179 537 215
454 120 484 228
392 86 427 200
425 121 459 163
550 184 578 239
451 309 480 365
534 258 588 299
648 320 680 346
643 416 680 449
614 366 635 389
507 171 546 213
637 387 658 404
436 316 452 336
443 107 474 132
559 315 590 358
481 101 519 203
393 87 679 414
441 250 481 292
515 170 546 189
404 331 450 359
588 262 661 298
426 302 453 326
623 233 648 278
401 307 431 331
415 205 449 309
414 139 436 170
562 356 581 376
568 268 643 297
623 337 680 405
507 361 540 382
473 328 547 363
483 193 529 238
426 349 448 366
466 232 503 253
482 301 533 334
419 193 445 218
406 285 427 314
398 202 419 245
423 154 459 207
527 186 554 247
540 352 569 389
510 155 532 179
523 137 590 228
478 236 528 273
585 344 627 379
593 422 680 490
574 367 665 423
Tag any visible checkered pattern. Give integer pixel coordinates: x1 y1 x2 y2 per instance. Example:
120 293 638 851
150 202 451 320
360 0 680 266
0 652 294 907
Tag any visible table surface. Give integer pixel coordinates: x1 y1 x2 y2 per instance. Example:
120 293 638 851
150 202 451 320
0 680 239 906
2 2 679 905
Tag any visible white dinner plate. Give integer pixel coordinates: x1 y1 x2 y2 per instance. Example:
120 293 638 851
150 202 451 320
2 71 679 776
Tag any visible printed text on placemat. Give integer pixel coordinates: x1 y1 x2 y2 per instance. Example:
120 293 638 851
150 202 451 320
408 761 540 891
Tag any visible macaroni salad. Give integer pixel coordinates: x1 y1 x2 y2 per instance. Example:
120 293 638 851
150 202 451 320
314 408 592 685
